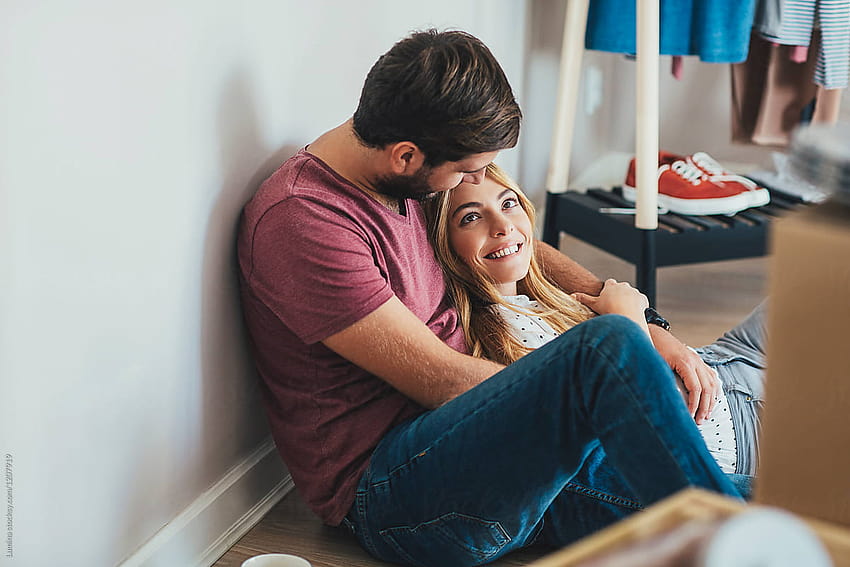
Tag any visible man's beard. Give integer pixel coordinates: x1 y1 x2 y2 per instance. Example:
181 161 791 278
372 168 438 202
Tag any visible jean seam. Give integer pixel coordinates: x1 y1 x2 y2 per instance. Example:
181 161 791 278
354 489 380 558
562 481 643 510
379 513 512 566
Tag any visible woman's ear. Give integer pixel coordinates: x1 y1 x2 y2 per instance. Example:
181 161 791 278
387 142 425 174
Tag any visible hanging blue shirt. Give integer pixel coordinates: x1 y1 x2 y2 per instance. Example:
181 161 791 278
585 0 757 63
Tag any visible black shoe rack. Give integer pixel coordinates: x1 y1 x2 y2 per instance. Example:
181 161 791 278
542 185 809 305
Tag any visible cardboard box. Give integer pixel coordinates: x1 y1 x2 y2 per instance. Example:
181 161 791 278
526 489 850 567
757 203 850 527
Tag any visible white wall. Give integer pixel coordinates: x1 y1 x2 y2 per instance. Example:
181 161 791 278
0 2 527 566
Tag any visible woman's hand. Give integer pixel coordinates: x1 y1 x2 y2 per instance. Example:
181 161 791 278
572 278 649 327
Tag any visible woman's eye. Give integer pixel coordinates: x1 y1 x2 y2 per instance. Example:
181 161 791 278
503 198 519 210
460 212 480 225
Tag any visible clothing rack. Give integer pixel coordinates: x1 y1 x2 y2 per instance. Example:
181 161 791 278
541 0 805 305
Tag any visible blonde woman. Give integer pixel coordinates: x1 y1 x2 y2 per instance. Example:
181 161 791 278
427 163 765 478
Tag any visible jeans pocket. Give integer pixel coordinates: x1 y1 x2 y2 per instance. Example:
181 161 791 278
379 512 511 567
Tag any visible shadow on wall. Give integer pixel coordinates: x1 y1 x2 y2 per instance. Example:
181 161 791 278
201 68 302 478
111 70 304 567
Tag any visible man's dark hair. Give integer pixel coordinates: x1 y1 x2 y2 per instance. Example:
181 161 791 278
352 29 522 166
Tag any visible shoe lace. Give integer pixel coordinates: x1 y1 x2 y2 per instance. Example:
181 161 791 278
691 151 724 175
668 160 705 185
690 151 757 189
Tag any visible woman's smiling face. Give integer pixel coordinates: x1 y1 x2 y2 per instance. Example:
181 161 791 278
446 175 533 296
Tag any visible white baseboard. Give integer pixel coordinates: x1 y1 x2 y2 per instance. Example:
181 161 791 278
119 439 294 567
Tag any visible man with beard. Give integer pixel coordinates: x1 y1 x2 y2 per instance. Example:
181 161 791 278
237 29 740 567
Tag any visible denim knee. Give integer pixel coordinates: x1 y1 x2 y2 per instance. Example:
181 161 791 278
563 314 675 392
572 314 655 358
577 313 646 338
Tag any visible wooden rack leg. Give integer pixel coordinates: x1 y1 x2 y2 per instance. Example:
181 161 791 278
637 229 657 306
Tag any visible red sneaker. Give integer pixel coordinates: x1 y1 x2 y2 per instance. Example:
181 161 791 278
688 152 770 207
624 156 751 215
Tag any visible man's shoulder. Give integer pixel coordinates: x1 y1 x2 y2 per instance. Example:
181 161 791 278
259 149 339 201
243 150 358 225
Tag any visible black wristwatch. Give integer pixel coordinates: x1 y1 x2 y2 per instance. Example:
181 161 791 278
644 307 671 331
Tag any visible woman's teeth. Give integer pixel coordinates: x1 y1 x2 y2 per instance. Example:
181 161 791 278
485 244 520 259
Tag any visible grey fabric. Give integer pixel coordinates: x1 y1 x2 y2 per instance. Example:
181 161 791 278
696 301 767 476
754 0 786 38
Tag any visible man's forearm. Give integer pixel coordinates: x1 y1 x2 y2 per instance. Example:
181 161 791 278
534 240 603 295
322 296 506 409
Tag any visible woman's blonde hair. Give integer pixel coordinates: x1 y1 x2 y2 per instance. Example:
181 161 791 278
426 163 594 365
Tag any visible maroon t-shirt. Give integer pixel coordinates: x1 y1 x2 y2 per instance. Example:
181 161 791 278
237 150 467 525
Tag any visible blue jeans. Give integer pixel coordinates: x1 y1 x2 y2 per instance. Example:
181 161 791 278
343 315 741 567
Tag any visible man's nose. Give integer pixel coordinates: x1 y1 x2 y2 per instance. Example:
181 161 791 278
462 169 485 185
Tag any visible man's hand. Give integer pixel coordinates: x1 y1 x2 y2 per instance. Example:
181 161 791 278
648 325 720 424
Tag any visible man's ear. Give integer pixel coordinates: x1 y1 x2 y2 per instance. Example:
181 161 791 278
387 142 425 174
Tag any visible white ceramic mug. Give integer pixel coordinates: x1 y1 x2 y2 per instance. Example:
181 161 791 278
241 553 312 567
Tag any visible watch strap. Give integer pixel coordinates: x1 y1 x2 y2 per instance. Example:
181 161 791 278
644 307 671 331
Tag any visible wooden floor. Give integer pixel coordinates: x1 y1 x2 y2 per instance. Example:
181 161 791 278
214 234 768 567
212 489 550 567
